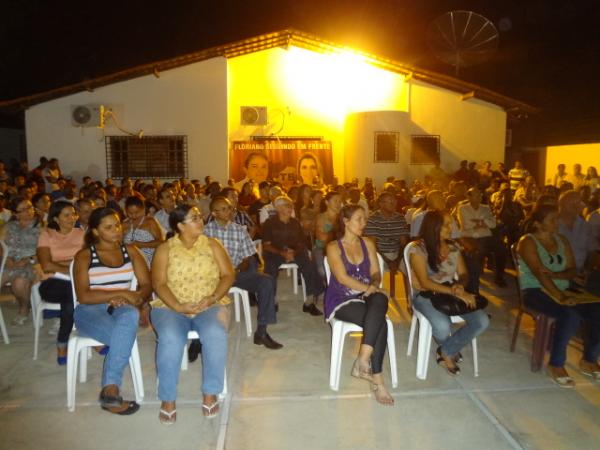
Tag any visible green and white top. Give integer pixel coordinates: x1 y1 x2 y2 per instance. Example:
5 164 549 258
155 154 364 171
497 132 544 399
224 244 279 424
518 233 569 291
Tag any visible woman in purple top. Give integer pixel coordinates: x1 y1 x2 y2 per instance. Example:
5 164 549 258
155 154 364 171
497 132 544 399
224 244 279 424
325 205 393 406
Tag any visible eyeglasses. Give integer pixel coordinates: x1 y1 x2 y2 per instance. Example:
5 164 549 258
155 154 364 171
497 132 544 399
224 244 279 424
16 205 33 213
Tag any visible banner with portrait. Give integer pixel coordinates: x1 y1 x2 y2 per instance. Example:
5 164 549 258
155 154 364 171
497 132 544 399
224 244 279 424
229 140 333 190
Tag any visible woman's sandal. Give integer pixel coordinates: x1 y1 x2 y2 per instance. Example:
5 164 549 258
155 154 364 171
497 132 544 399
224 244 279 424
351 359 373 382
202 401 220 419
371 383 395 406
436 347 460 376
159 408 177 425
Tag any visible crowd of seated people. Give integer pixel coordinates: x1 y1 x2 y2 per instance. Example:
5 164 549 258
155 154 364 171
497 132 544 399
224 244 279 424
0 154 599 418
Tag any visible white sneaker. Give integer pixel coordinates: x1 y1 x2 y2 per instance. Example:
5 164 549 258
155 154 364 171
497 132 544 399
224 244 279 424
48 318 60 336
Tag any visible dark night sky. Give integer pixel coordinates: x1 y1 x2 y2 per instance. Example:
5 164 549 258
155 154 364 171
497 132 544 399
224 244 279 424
1 0 599 138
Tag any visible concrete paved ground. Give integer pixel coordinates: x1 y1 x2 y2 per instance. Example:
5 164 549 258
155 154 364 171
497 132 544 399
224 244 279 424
1 270 599 450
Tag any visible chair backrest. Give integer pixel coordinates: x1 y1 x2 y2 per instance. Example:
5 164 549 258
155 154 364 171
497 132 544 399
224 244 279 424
253 239 262 256
510 243 525 308
323 251 385 289
402 241 419 301
69 259 138 308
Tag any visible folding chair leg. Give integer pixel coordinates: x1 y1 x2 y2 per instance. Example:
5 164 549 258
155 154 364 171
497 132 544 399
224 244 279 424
33 307 44 360
329 324 343 391
292 268 298 295
416 319 433 380
66 341 79 411
407 314 417 356
0 307 9 344
531 315 549 372
471 338 479 377
241 292 252 337
510 311 523 352
79 346 88 383
385 318 398 388
181 342 189 371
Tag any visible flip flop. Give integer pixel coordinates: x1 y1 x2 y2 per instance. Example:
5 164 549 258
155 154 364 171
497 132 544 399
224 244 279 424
159 408 177 425
202 401 220 419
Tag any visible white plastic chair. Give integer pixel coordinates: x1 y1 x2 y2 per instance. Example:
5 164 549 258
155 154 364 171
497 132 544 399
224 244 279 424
403 241 479 379
0 240 10 344
179 330 228 399
229 287 252 337
324 253 398 391
31 281 61 359
278 263 307 300
254 239 307 300
66 261 144 411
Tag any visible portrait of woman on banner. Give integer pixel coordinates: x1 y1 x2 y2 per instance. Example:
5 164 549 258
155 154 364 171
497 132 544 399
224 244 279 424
297 153 323 186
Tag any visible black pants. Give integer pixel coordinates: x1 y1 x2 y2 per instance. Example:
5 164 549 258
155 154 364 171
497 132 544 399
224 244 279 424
234 258 277 326
463 235 506 293
264 250 324 298
334 293 389 373
38 278 74 344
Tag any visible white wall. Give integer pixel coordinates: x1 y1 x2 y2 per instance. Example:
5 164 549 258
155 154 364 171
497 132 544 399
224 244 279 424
25 57 228 184
409 80 507 175
343 82 507 187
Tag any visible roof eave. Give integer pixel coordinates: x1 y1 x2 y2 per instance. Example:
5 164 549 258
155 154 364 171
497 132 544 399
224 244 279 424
0 28 538 117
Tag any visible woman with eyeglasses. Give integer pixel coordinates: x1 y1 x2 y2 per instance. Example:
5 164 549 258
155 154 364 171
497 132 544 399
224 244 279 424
151 205 234 424
517 204 600 387
1 196 41 325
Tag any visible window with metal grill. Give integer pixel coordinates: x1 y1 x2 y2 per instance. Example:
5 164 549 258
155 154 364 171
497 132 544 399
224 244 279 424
105 135 188 179
411 135 440 164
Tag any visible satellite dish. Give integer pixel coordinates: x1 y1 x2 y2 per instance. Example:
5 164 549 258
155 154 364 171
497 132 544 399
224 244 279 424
427 10 499 76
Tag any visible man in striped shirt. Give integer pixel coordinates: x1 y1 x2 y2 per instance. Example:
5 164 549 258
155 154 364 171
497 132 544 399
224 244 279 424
364 192 410 272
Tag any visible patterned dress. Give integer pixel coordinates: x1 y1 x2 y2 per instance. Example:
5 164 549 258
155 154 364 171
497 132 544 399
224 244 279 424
3 220 41 282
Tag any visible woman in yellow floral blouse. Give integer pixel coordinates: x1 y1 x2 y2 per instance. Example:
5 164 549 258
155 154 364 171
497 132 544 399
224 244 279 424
151 204 234 425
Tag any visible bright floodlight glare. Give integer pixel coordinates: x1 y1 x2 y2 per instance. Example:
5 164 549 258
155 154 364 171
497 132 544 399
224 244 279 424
281 47 403 124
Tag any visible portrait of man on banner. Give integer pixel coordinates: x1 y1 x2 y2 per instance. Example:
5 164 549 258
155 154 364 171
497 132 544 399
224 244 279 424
230 140 333 190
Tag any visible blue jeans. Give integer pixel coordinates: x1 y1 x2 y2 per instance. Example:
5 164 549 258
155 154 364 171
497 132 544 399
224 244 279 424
74 304 139 388
413 294 490 356
523 288 600 366
151 306 228 401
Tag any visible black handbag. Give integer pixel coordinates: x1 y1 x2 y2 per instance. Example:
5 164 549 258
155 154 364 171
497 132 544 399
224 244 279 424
419 286 488 316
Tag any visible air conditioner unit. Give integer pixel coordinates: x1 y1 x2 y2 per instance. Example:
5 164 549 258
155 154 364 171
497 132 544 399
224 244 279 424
240 106 267 126
71 104 105 127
